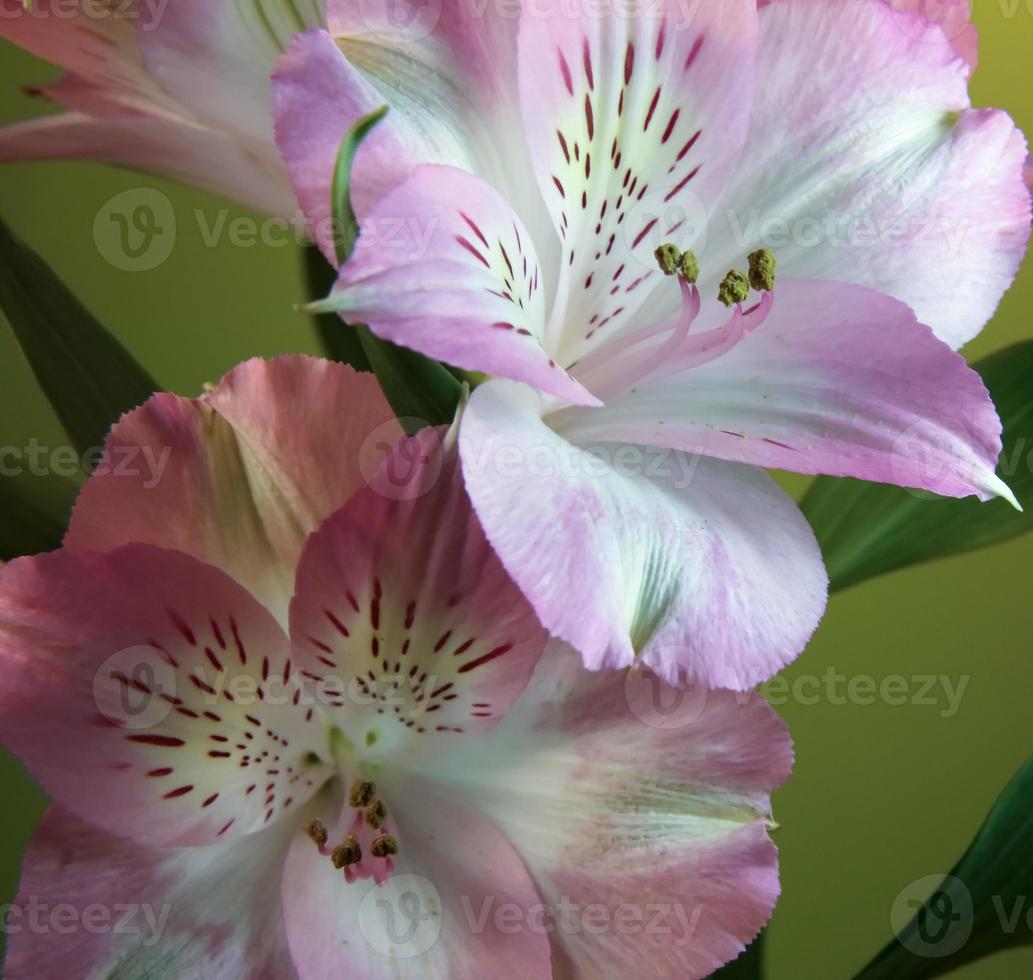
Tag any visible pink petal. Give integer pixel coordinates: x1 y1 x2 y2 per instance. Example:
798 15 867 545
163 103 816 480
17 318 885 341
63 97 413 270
563 280 1012 503
68 356 400 622
0 545 331 847
5 806 300 980
328 164 599 405
709 0 1030 349
281 779 550 980
136 0 322 146
272 30 434 261
442 646 793 979
516 0 759 366
0 0 164 106
885 0 978 71
0 112 296 216
289 429 548 757
458 382 826 689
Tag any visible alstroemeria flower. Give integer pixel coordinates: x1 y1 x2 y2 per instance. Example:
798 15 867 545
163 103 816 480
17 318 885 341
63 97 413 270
0 356 792 979
273 0 1030 688
0 0 325 213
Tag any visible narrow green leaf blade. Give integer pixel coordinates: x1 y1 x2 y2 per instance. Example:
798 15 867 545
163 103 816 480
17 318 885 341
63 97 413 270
801 341 1033 592
302 243 370 372
0 469 76 560
323 107 462 430
0 217 158 456
855 754 1033 979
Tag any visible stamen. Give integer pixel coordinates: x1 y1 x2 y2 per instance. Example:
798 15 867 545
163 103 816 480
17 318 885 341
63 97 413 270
365 800 387 829
747 249 777 292
348 779 376 808
371 834 399 858
678 249 699 285
331 834 363 868
718 270 750 308
305 819 329 847
654 243 681 276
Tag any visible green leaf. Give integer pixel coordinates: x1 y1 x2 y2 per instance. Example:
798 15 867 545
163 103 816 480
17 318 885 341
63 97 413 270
710 931 765 978
302 243 370 372
801 341 1033 592
309 106 462 431
854 754 1033 978
0 469 76 560
0 217 159 457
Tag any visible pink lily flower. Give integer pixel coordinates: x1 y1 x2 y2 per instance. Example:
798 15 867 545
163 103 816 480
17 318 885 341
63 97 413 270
274 0 1030 689
0 0 326 213
0 356 793 979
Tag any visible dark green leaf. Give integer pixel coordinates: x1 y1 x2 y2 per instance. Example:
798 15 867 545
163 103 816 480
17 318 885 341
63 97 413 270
0 217 159 457
801 341 1033 592
302 243 370 372
710 930 765 978
0 469 76 560
855 754 1033 978
306 107 462 431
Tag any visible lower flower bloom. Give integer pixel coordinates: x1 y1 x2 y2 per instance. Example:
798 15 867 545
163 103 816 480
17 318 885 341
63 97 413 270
0 356 792 979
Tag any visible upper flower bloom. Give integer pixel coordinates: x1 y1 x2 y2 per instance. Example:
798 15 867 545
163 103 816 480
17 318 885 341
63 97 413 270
0 0 323 213
0 356 792 979
272 0 1030 688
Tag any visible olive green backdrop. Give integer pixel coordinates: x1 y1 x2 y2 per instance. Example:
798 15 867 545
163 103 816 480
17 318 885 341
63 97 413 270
1 7 1032 977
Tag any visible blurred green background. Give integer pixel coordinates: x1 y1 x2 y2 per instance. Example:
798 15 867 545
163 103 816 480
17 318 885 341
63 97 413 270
1 6 1032 978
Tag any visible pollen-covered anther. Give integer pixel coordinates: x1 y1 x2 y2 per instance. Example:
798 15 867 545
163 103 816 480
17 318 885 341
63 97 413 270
331 834 363 869
348 778 376 808
747 249 777 292
718 270 751 308
305 818 328 847
371 834 399 859
365 800 387 829
654 243 681 276
677 249 699 285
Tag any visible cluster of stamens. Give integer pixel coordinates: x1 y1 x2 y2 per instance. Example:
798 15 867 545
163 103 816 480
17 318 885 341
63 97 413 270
305 778 399 885
574 245 778 399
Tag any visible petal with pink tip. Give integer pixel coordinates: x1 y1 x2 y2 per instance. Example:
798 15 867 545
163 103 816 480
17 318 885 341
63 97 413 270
517 0 759 366
432 646 793 979
290 429 548 759
68 357 400 622
5 806 302 980
0 545 332 848
281 778 550 980
328 165 598 405
707 0 1030 349
0 113 295 217
272 30 442 261
560 280 1013 503
137 0 324 145
459 382 826 690
0 0 168 109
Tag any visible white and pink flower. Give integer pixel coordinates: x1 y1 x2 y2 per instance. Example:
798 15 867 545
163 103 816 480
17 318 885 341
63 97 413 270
0 357 792 979
272 0 1030 689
